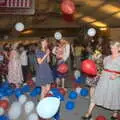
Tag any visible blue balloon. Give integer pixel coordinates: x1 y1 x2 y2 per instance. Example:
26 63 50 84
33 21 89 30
21 85 30 93
75 77 81 83
65 101 75 110
15 88 23 98
69 91 77 99
2 82 9 89
53 110 60 120
30 87 41 97
80 88 89 96
51 88 64 101
0 92 4 99
0 115 9 120
5 88 14 96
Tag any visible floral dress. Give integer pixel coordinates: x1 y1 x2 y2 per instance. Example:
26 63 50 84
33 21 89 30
8 50 23 85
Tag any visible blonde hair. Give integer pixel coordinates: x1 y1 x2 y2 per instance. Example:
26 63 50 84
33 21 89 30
110 41 120 48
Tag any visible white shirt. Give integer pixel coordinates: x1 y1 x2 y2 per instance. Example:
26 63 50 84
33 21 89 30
20 50 28 66
63 44 70 61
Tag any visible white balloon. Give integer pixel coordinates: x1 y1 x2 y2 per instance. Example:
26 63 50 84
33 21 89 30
87 28 96 37
27 113 39 120
36 97 60 119
0 107 5 116
8 102 22 120
19 95 27 104
15 22 24 32
74 70 81 79
54 32 62 40
75 87 82 95
24 101 35 114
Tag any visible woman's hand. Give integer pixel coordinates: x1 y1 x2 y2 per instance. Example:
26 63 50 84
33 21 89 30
46 49 50 55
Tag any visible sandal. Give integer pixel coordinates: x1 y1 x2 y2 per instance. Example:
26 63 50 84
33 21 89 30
81 114 92 120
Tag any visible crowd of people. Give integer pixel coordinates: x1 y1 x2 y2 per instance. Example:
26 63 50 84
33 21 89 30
0 37 120 119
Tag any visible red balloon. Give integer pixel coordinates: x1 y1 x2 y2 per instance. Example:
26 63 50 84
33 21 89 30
81 59 97 76
0 100 9 110
57 63 68 74
96 116 107 120
61 0 75 15
58 88 66 95
45 93 53 97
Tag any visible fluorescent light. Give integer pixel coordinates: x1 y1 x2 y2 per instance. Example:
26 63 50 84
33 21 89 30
81 16 96 23
91 21 107 27
99 4 120 14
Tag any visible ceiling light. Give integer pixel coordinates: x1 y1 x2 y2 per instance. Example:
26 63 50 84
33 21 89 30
113 12 120 18
91 21 107 27
22 30 33 34
99 4 120 14
81 16 96 23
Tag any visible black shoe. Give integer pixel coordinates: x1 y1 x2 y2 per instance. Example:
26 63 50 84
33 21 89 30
110 116 118 120
81 114 92 120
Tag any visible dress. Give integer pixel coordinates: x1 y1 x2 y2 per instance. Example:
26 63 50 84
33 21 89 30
36 50 53 86
94 55 120 110
8 50 23 85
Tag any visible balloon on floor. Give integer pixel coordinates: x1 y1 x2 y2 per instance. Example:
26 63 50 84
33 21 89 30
36 97 60 119
96 115 107 120
65 101 75 110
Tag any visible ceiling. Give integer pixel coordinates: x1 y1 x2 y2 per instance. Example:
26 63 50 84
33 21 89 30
0 0 120 38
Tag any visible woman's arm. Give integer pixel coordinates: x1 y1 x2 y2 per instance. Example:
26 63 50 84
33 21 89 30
37 52 49 64
63 44 70 61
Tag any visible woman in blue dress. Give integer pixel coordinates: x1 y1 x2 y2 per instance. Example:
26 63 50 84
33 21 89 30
36 39 53 99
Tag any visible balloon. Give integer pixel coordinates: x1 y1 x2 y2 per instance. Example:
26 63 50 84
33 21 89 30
15 22 24 32
15 88 23 98
30 87 41 97
45 93 53 97
21 85 30 93
74 70 81 79
18 94 27 104
5 88 14 96
0 107 5 116
0 92 4 99
75 87 82 95
8 102 22 120
80 88 89 97
54 32 62 40
24 101 35 114
65 101 75 110
96 115 107 120
81 59 97 76
61 0 75 15
36 97 60 119
58 88 66 95
27 113 39 120
69 91 77 99
57 63 68 74
88 28 96 37
75 77 81 83
0 115 9 120
0 100 9 110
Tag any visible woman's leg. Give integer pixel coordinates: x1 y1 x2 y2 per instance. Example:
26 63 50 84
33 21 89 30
56 77 60 88
61 78 65 88
82 87 96 118
41 85 46 99
112 111 118 118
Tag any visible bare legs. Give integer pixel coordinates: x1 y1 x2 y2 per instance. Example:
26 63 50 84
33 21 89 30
83 87 96 118
40 84 50 99
56 77 65 88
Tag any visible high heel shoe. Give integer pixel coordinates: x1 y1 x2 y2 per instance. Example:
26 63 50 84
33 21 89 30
81 114 92 120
